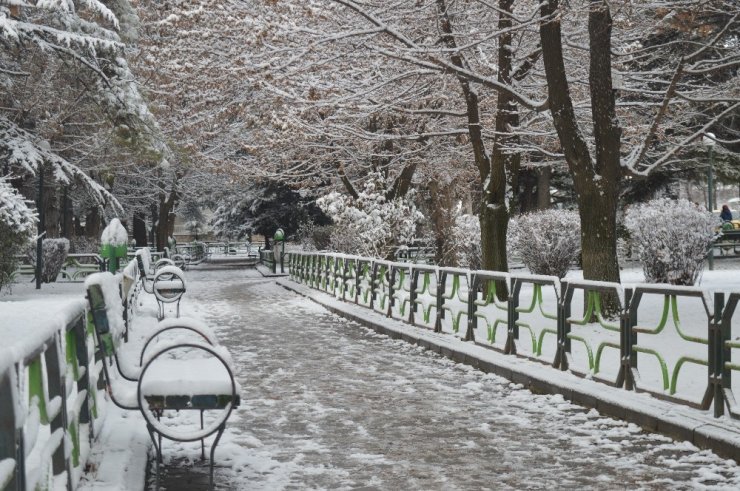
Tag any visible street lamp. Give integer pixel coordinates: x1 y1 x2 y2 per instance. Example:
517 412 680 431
703 132 716 270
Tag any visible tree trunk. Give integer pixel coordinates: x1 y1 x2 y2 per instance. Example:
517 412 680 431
85 207 101 239
539 0 622 299
156 186 178 251
428 180 455 266
537 167 552 209
437 0 512 290
42 179 59 238
133 212 147 247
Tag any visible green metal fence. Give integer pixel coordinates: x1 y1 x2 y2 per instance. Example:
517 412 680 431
288 251 740 419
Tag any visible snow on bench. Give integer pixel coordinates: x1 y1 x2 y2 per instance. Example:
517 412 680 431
85 269 239 489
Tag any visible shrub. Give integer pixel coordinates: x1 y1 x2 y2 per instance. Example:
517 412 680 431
449 211 482 269
317 173 423 258
508 209 581 278
624 198 717 286
27 238 70 283
297 220 333 251
69 236 100 253
0 177 37 293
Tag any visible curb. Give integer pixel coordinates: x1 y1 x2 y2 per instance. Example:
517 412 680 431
255 263 289 277
278 278 740 462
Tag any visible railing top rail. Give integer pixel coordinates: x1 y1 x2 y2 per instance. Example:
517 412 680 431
511 272 561 286
630 283 707 296
438 266 472 278
471 270 510 282
1 299 86 370
563 278 624 293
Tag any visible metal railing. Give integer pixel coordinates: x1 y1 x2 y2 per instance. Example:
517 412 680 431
0 304 98 490
288 251 740 419
1 259 142 490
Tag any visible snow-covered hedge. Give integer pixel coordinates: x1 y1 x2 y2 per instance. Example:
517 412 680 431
0 177 37 292
317 174 423 258
27 238 70 283
448 211 482 269
508 209 581 278
624 198 717 286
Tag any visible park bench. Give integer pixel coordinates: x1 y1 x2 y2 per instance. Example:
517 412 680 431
135 249 187 318
85 270 239 490
60 253 104 280
716 229 740 256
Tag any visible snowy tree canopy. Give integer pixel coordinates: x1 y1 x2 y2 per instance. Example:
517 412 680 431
0 175 36 234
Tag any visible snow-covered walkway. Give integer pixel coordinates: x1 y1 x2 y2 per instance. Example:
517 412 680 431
157 268 740 490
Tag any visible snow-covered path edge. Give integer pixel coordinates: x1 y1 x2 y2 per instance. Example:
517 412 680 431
277 278 740 462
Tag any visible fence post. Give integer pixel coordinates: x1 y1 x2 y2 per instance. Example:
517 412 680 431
505 279 521 355
619 288 635 390
711 292 726 417
409 268 418 326
465 274 477 342
387 265 396 318
435 271 446 333
553 281 570 370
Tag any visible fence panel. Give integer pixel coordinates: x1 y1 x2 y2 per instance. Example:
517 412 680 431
286 251 739 420
469 272 510 350
561 280 625 384
629 285 713 409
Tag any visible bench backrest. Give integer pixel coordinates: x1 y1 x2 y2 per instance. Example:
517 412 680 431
135 248 153 278
85 272 126 356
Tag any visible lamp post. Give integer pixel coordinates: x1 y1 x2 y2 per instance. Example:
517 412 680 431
704 133 716 271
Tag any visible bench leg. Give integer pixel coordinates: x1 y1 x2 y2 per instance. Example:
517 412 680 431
209 424 226 491
146 423 162 491
200 410 205 460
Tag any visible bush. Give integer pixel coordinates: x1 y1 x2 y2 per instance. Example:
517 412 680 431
296 220 333 251
508 209 581 278
69 236 100 253
317 173 423 258
27 238 70 283
449 212 482 269
624 198 717 286
0 178 37 293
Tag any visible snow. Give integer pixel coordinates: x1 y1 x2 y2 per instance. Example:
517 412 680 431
0 297 86 366
0 458 14 489
100 218 128 247
5 262 740 489
0 175 36 234
139 354 237 396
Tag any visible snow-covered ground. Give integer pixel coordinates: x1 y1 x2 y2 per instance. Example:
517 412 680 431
151 268 740 490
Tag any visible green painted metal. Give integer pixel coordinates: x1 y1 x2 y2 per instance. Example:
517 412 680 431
28 357 50 425
633 346 670 390
670 356 708 395
516 284 557 320
594 341 621 374
65 330 80 381
566 334 594 369
69 420 80 467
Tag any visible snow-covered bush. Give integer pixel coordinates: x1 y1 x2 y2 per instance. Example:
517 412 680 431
70 236 100 254
297 220 332 251
27 238 70 283
0 177 37 292
624 198 717 285
508 209 581 278
317 174 423 258
448 209 482 269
